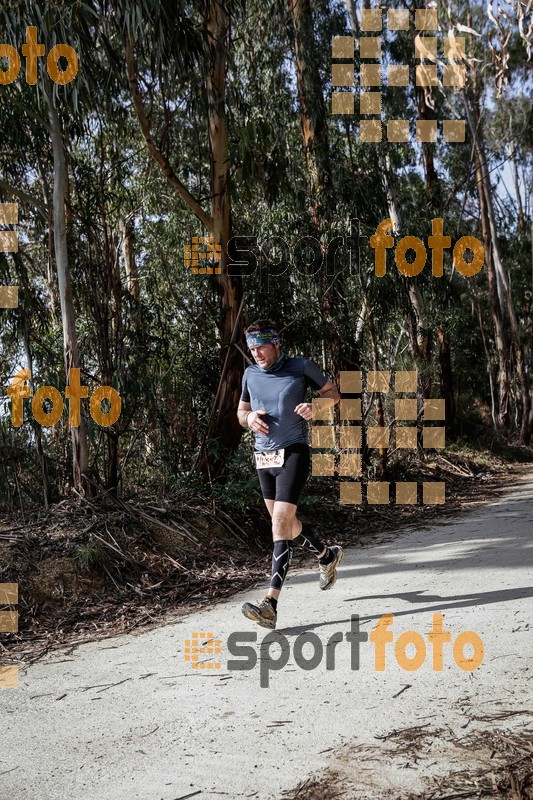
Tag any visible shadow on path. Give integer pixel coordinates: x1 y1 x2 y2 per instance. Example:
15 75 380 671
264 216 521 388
277 482 533 637
278 585 533 636
287 489 533 589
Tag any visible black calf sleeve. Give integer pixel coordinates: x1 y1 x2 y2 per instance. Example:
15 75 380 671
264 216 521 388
293 523 326 556
269 540 293 590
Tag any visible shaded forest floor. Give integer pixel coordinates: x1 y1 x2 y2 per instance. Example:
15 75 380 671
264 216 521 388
1 440 532 668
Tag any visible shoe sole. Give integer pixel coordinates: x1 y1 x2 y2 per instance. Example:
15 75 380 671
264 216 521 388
241 604 276 630
320 548 344 591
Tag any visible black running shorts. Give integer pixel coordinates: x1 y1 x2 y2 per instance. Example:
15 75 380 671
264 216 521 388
255 443 311 505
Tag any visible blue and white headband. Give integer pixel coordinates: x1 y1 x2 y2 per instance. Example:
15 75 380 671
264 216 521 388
245 329 280 347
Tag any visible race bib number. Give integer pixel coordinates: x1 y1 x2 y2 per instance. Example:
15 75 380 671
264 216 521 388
254 449 285 469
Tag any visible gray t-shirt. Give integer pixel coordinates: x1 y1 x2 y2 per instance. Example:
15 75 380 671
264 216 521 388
240 357 329 452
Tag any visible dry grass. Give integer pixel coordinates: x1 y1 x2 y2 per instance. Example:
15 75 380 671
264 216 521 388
282 726 533 799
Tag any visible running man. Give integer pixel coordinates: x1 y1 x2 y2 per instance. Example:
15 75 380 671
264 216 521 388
237 319 343 629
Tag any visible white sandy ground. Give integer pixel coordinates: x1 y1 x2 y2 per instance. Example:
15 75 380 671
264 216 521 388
1 474 532 800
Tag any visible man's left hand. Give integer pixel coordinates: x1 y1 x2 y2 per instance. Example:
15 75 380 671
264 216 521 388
294 402 313 420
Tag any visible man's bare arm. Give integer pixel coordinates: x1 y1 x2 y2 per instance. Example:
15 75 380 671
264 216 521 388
294 380 340 420
237 400 269 434
318 380 340 404
237 400 252 428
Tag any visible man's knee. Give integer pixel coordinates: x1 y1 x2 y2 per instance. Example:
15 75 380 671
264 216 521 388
272 503 297 538
272 503 296 523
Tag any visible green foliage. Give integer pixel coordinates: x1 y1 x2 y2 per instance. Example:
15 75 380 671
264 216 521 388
0 0 532 509
73 542 107 573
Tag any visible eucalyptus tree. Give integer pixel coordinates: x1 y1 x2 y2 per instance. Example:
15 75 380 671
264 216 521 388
0 0 156 492
98 0 247 478
457 1 532 441
0 2 99 492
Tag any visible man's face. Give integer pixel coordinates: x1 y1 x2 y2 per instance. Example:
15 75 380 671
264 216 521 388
249 343 281 368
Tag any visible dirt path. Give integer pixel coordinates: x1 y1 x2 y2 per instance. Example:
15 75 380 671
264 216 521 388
2 472 532 799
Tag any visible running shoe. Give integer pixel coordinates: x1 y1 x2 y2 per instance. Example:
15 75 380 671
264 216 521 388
319 545 344 590
241 596 277 629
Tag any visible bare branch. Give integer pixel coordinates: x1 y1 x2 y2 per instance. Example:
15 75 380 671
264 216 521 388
125 36 214 232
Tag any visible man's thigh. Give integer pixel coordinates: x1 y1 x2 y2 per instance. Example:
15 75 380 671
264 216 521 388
273 446 310 505
263 498 276 516
263 498 297 521
258 445 310 512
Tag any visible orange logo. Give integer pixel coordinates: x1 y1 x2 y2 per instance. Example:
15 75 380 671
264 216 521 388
184 236 222 275
0 583 19 689
184 631 222 670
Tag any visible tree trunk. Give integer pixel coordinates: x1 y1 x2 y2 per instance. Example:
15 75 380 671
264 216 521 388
198 0 245 479
380 151 432 396
376 143 433 394
437 324 455 434
382 152 400 229
123 219 139 300
35 152 59 318
45 84 91 493
512 153 525 230
289 0 341 382
17 252 51 507
407 282 432 397
465 98 531 444
473 169 509 427
478 148 531 442
416 86 439 201
475 299 497 431
125 20 245 479
368 313 388 478
531 182 533 295
289 0 332 224
343 0 358 33
414 2 440 207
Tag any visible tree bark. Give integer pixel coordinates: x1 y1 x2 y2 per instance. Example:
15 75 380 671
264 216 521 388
512 153 525 229
200 0 246 478
45 84 91 493
475 299 497 431
125 19 245 478
437 324 455 434
289 0 332 224
466 99 509 430
414 2 440 207
125 36 213 231
16 251 51 507
368 312 388 478
289 0 342 382
343 0 358 33
465 95 530 439
416 86 439 201
123 219 139 300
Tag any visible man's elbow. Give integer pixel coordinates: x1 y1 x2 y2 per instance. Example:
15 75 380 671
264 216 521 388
323 385 341 403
